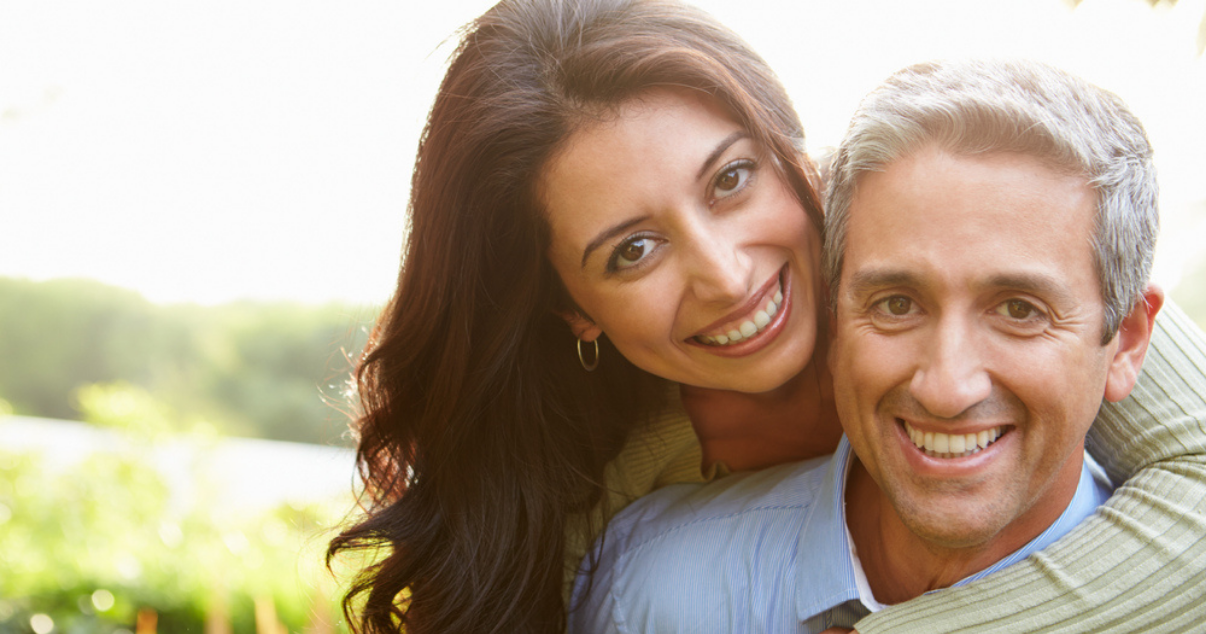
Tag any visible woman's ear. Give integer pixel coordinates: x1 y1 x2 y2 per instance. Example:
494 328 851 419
556 310 603 342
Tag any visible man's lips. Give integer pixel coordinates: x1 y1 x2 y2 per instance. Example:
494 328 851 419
900 419 1012 459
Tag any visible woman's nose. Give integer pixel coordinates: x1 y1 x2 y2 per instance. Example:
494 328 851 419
682 223 751 305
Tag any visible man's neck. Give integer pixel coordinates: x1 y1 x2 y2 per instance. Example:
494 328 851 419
844 457 1081 605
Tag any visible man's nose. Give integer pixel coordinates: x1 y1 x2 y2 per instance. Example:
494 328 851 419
909 316 992 419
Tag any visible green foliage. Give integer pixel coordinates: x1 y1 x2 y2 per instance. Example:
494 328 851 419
0 279 158 421
0 429 350 634
73 382 178 439
0 277 375 445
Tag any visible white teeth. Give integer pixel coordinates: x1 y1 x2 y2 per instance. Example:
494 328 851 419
903 421 1005 459
949 434 966 454
695 280 784 347
933 433 949 454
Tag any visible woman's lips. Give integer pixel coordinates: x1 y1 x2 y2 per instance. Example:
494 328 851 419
687 265 792 356
692 265 787 346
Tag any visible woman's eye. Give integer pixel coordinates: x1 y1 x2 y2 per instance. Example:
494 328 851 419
713 160 754 199
609 237 651 271
875 296 915 316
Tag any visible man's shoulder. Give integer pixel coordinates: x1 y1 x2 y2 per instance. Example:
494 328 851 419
601 454 831 553
569 455 831 633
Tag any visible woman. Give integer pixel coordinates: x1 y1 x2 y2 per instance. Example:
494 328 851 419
328 1 1206 633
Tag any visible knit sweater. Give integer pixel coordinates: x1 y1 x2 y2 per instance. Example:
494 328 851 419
573 301 1206 632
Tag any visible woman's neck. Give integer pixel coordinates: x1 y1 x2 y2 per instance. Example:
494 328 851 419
679 352 842 472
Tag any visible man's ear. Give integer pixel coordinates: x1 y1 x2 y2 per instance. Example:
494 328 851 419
555 309 603 342
1103 284 1164 403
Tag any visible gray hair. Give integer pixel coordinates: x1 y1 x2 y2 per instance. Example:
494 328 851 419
823 58 1158 341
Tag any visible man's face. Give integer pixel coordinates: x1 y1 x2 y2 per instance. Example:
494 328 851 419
830 145 1122 550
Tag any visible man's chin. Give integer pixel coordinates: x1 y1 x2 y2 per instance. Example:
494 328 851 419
889 493 1010 551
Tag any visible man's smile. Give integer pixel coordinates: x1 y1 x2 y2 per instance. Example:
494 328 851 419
901 420 1011 459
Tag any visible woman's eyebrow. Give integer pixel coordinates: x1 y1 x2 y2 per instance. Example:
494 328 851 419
581 216 648 269
697 131 749 181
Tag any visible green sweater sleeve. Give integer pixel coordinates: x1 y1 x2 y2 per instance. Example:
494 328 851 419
854 301 1206 633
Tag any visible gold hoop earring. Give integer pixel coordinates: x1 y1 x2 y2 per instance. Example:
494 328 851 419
577 338 599 372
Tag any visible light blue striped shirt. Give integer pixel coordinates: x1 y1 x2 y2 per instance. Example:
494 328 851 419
568 437 1113 634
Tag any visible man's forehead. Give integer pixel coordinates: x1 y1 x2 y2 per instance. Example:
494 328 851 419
839 147 1102 296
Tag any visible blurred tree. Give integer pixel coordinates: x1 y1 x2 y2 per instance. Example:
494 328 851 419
0 278 159 420
0 277 371 445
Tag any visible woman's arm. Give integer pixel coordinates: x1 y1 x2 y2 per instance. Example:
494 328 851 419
854 301 1206 633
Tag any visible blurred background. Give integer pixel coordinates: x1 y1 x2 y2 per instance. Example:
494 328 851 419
1 0 1203 632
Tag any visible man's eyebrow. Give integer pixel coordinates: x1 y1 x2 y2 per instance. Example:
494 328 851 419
984 273 1077 305
844 269 1078 304
581 216 648 269
844 269 921 298
696 131 749 181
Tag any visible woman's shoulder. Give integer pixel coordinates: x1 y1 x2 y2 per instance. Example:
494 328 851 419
605 390 705 505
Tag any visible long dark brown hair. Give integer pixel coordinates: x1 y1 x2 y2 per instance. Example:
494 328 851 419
327 1 823 632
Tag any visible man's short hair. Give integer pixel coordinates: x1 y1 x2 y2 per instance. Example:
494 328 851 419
823 58 1158 341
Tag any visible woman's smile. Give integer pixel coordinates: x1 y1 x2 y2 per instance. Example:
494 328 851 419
688 264 792 356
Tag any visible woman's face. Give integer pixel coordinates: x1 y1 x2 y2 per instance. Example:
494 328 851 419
542 89 822 393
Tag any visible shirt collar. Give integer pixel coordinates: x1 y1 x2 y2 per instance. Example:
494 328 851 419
942 450 1112 589
795 436 861 621
792 437 1111 620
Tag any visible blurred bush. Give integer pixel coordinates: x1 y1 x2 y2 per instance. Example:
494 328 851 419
0 414 352 633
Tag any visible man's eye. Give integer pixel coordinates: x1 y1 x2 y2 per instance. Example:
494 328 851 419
997 299 1040 320
875 296 915 316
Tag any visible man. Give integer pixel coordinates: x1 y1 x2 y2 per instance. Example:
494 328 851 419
568 59 1163 633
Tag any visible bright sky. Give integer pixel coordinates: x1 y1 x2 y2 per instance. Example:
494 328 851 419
2 0 1204 306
